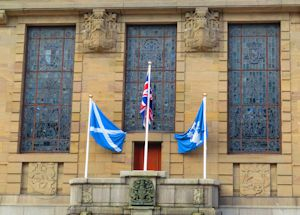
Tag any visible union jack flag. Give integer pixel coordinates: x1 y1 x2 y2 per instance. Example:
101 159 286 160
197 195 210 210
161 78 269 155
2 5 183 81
140 72 153 127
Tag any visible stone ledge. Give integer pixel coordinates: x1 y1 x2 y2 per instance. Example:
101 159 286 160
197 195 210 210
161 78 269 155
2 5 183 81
3 0 300 11
69 177 125 185
220 196 300 206
0 194 69 205
120 170 167 178
160 178 199 185
69 178 87 184
127 206 156 210
199 179 220 186
159 178 220 185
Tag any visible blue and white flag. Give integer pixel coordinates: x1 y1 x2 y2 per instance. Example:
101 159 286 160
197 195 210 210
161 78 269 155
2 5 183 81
174 100 207 153
89 101 126 153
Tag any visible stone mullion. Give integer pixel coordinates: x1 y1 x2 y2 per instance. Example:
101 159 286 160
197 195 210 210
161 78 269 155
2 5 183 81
64 18 83 194
290 12 300 197
175 16 185 134
277 14 293 197
170 17 185 178
217 17 233 197
6 18 26 195
111 20 128 176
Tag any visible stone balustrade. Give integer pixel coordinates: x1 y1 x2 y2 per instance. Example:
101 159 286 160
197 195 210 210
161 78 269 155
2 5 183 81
68 171 220 215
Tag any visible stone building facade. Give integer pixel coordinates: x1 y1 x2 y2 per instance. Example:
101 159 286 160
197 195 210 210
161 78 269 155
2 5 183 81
0 0 300 214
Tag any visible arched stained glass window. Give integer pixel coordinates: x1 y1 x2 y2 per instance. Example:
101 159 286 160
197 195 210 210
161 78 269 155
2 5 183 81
228 24 281 153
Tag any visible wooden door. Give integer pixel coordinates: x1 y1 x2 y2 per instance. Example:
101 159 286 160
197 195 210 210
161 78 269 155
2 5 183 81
134 142 161 170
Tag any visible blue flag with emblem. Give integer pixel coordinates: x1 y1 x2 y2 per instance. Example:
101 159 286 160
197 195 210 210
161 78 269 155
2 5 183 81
174 100 207 153
89 101 126 152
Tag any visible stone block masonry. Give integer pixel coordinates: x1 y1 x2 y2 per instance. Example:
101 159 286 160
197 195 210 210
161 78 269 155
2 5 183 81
68 171 221 215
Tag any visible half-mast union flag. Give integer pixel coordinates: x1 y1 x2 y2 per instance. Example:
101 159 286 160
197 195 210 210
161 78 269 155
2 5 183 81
140 72 153 127
89 101 126 152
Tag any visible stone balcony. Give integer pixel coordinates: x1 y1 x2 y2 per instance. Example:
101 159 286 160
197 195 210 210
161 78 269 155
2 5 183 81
67 171 220 215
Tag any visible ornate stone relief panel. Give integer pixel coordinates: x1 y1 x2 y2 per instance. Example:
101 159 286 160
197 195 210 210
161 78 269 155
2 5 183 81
184 7 219 52
0 10 7 24
193 188 204 205
82 9 118 52
240 164 270 196
130 178 155 206
28 162 58 195
82 185 93 204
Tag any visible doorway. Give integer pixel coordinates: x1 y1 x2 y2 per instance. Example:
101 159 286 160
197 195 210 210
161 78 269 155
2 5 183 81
134 142 161 171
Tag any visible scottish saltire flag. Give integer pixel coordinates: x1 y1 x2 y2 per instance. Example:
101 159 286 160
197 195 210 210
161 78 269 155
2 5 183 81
174 100 207 153
89 101 126 152
140 72 153 127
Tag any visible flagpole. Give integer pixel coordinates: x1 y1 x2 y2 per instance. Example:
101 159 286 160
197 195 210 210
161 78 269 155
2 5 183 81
203 93 207 179
143 61 152 171
84 95 93 178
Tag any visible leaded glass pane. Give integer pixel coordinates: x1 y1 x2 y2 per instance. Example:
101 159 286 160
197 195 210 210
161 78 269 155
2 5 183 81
228 106 241 139
242 37 266 70
242 71 266 105
21 26 75 152
124 25 176 131
242 107 267 138
228 24 280 153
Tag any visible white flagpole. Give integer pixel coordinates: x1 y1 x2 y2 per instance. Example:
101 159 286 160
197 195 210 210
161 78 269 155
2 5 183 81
203 93 207 179
84 95 93 178
143 61 152 171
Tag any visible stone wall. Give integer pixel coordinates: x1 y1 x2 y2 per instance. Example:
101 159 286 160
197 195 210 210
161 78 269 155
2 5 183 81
0 1 300 214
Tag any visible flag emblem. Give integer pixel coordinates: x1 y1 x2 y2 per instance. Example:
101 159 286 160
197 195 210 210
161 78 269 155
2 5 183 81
174 99 207 153
89 101 126 152
140 73 153 127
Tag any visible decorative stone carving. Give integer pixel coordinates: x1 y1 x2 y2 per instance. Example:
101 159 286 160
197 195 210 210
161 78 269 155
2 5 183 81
240 164 270 196
28 162 58 195
184 7 219 52
194 188 204 205
82 9 118 52
130 178 155 206
82 185 93 204
0 10 7 25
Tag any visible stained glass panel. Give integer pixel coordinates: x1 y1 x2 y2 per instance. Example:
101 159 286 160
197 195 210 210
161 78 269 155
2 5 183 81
228 24 280 153
21 26 75 152
124 25 176 131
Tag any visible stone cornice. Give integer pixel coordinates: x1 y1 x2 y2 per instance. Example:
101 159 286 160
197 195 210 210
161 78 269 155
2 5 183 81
1 0 300 12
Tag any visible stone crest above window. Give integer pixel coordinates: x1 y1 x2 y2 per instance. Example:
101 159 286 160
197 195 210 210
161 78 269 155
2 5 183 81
82 9 118 52
184 7 219 52
0 10 7 25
